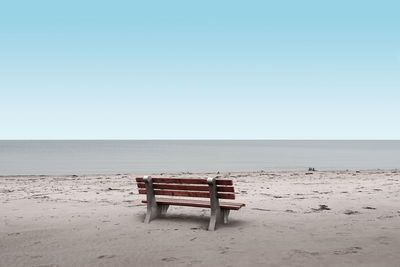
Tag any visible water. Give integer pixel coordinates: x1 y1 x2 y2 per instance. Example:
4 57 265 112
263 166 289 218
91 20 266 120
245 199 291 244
0 140 399 175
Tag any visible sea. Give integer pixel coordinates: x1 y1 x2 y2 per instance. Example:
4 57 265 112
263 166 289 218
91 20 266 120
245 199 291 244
0 140 399 175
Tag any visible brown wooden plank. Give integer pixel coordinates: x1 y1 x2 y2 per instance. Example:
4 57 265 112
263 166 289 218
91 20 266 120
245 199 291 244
138 189 235 199
136 182 234 192
136 177 233 185
141 198 245 210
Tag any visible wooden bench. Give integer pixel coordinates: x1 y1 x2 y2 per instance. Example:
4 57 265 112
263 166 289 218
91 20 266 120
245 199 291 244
136 176 245 230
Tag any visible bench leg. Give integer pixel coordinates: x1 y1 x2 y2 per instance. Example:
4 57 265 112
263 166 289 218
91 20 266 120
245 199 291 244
207 177 222 231
208 207 221 231
144 202 161 223
144 204 169 223
143 176 160 224
160 204 169 216
222 209 230 224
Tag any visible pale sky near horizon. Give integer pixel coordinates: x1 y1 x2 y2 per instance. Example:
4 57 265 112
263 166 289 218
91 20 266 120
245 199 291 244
1 1 399 139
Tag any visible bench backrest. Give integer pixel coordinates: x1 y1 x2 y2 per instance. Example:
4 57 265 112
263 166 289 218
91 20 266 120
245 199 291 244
136 177 235 199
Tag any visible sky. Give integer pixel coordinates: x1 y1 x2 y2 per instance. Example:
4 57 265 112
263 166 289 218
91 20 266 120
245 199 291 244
0 1 399 139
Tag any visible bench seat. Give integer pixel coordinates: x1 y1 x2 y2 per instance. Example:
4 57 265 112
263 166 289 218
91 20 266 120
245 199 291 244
142 197 245 210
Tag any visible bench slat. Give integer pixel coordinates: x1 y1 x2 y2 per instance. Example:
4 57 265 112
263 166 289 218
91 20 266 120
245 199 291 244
136 177 233 185
138 189 235 199
136 182 234 192
142 198 245 210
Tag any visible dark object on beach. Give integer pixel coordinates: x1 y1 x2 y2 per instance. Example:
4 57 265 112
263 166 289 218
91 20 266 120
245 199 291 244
2 189 14 193
107 187 121 191
312 205 331 211
136 176 245 231
344 210 360 215
251 208 271 212
362 206 376 210
308 167 316 171
334 246 362 255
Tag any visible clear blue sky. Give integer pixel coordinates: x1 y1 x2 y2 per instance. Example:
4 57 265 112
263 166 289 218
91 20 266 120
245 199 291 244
1 1 399 139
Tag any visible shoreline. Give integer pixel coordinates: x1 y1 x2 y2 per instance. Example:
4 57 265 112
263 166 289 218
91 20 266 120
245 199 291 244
1 170 400 266
1 168 399 178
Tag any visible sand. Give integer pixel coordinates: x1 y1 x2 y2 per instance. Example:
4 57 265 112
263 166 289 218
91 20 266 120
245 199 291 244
1 170 400 267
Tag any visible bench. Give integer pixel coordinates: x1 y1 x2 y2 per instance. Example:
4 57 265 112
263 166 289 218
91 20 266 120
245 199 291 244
136 176 245 230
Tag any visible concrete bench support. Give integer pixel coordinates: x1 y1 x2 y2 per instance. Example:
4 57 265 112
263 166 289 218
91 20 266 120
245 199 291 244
207 177 223 231
144 176 160 223
222 209 230 224
160 204 169 215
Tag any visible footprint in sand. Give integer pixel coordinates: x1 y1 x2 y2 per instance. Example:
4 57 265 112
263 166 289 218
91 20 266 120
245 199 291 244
333 247 362 255
161 257 178 262
189 260 203 265
376 236 390 245
377 215 396 219
30 255 43 259
98 255 116 259
219 246 230 254
8 232 21 236
311 205 331 212
344 210 360 215
291 249 320 256
251 208 271 211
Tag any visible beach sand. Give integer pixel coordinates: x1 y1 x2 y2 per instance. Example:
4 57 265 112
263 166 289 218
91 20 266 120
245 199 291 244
1 170 399 267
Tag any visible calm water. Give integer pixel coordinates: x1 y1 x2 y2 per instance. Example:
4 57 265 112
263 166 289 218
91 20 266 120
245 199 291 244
0 141 399 175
